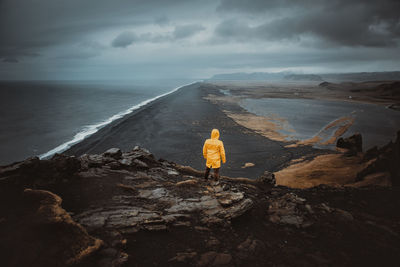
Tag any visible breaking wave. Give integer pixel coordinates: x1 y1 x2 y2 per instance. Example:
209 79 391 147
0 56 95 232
39 81 199 159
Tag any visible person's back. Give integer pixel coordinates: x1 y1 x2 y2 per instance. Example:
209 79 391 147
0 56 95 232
203 129 226 180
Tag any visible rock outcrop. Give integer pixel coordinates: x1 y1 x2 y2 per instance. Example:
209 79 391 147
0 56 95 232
0 147 255 266
336 133 363 155
256 170 276 186
356 131 400 186
0 188 102 266
73 147 255 232
1 146 400 266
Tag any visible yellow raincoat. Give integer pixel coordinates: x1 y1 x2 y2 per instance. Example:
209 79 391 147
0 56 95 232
203 129 226 168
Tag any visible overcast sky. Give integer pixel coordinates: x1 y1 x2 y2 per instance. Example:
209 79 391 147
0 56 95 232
0 0 399 80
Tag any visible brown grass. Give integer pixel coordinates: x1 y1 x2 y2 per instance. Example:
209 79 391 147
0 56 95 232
225 111 290 142
274 154 368 188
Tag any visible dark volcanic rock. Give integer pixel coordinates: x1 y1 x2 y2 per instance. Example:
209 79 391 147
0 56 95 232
51 153 81 174
357 131 400 185
363 146 379 162
0 154 80 186
256 171 276 185
0 189 102 267
337 133 363 154
1 146 400 266
268 193 312 228
103 148 122 160
388 103 400 111
0 156 41 179
319 81 331 87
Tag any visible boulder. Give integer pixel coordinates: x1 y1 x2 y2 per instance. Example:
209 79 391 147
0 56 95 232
268 193 312 228
336 133 363 154
216 191 244 206
107 161 122 170
356 131 400 185
133 159 149 169
103 148 122 159
256 171 276 185
51 153 81 174
79 154 111 169
224 198 254 220
132 146 155 159
119 158 133 166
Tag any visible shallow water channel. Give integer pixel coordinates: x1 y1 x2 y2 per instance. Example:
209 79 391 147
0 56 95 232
240 98 400 150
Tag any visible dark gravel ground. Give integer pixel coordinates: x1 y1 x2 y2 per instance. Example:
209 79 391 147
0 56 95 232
66 82 326 179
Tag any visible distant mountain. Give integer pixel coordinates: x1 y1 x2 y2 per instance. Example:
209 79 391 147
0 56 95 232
284 74 323 81
209 72 323 81
319 71 400 82
209 72 289 81
208 71 400 82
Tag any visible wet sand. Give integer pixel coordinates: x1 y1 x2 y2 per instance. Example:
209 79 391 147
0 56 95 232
66 82 324 179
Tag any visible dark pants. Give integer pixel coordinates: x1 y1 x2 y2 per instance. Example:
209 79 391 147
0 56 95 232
205 167 220 180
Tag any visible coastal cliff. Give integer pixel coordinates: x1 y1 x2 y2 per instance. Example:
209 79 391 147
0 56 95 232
1 134 400 266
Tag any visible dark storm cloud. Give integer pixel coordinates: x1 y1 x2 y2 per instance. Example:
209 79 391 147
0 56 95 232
112 31 138 48
0 0 399 78
56 51 100 60
216 0 400 47
0 0 190 61
2 57 19 63
173 24 205 39
111 23 205 47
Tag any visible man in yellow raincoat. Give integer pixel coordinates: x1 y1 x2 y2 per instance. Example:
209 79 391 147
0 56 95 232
203 129 226 180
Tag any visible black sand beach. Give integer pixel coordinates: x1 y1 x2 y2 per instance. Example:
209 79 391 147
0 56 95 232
66 82 323 178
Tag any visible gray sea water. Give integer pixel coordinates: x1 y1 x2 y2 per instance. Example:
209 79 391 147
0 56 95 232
0 79 191 165
240 98 400 150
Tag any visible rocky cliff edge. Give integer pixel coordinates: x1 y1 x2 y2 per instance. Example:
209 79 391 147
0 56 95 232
0 143 400 266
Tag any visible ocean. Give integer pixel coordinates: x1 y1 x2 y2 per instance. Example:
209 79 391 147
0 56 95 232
0 79 191 165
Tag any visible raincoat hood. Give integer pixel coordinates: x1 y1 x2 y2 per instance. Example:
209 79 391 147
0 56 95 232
203 128 226 168
211 129 220 140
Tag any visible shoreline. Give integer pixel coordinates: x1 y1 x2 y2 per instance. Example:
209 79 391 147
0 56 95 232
2 80 397 187
3 80 397 184
39 81 200 159
65 82 325 179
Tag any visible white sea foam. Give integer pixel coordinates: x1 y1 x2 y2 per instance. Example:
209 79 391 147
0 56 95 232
39 81 199 159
